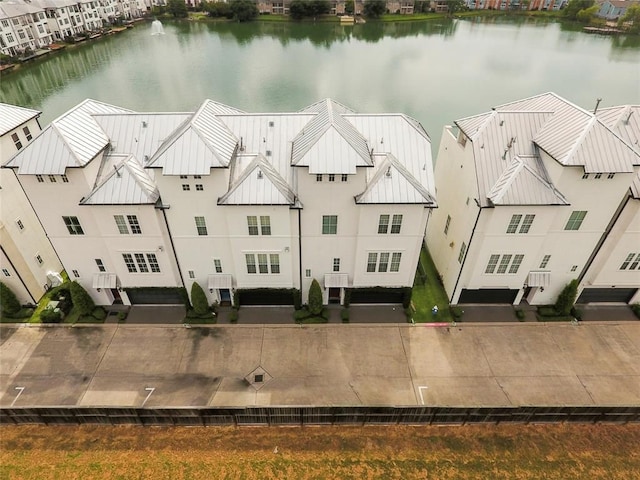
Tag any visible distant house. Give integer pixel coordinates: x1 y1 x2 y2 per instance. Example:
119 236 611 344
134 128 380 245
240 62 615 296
597 0 639 20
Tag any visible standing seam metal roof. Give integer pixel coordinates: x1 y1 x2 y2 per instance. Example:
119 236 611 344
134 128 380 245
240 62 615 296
0 103 40 137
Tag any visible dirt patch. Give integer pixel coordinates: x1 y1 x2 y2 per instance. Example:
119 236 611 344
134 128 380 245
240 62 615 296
1 424 639 479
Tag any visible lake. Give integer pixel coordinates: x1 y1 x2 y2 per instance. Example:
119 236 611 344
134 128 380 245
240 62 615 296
2 17 639 151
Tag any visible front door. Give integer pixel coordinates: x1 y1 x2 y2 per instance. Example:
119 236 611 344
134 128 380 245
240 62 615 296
219 288 232 306
328 287 341 304
110 288 123 305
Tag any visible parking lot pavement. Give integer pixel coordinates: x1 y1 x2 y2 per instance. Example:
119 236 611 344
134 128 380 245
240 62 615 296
1 321 639 409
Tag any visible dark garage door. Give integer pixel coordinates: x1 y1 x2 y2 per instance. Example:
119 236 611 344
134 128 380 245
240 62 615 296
577 288 637 304
458 288 519 304
238 289 294 306
349 288 404 304
125 288 185 305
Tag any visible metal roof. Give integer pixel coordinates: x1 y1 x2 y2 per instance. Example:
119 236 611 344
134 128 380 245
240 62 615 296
0 103 40 137
92 273 117 289
291 99 372 169
80 155 159 205
5 99 131 174
300 98 356 115
219 154 296 206
0 1 42 18
596 105 640 156
146 100 238 174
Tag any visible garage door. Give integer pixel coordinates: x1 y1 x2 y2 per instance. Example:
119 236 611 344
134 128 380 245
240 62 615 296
349 288 404 304
458 288 519 304
238 289 294 306
125 288 185 305
577 288 637 304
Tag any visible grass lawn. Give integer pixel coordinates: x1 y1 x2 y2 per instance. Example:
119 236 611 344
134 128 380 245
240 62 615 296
411 246 453 323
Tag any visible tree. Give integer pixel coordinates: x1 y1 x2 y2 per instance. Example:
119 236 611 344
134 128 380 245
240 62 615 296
618 4 640 34
576 4 598 23
308 279 323 315
344 1 354 15
69 281 95 316
446 0 466 15
190 281 209 315
230 0 258 22
289 0 308 20
554 279 579 316
204 1 232 18
167 0 188 18
0 282 21 315
363 0 386 18
563 0 594 20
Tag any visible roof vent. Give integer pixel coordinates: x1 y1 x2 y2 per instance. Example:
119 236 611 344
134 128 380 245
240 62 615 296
269 121 274 127
593 98 602 114
144 155 149 163
257 170 263 179
385 167 392 178
142 121 148 128
625 110 634 124
380 137 384 144
499 120 504 127
239 137 244 152
266 150 271 157
114 165 121 178
263 137 266 143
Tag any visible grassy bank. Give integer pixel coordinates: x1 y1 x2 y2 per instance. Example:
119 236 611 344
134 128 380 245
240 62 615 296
1 424 638 479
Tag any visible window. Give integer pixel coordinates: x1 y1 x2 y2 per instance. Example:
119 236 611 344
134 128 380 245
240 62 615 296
195 216 207 236
194 175 201 179
246 254 256 274
341 174 348 182
258 254 269 274
72 270 80 278
127 215 141 234
565 211 587 231
147 254 160 273
123 254 136 273
391 214 403 234
328 174 335 182
485 254 524 274
180 175 187 179
214 259 222 273
316 174 322 182
390 253 402 272
270 254 280 274
3 268 11 276
506 214 522 234
36 254 44 265
135 253 149 272
305 269 311 278
23 126 32 141
367 253 378 272
114 215 128 234
570 265 578 272
195 184 203 191
333 258 340 272
48 175 56 183
16 219 24 231
188 270 195 279
322 215 337 234
61 174 69 183
260 216 271 235
63 216 84 235
247 216 259 235
594 173 602 179
520 214 535 234
539 255 551 269
11 133 22 150
458 242 466 264
378 252 390 272
607 173 615 179
182 184 191 191
506 213 535 233
36 175 44 183
444 215 451 235
95 259 106 272
378 215 389 234
620 253 640 270
582 173 589 179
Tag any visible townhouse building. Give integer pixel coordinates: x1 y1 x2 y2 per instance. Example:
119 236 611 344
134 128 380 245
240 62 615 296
597 0 639 21
0 103 63 304
0 0 52 57
5 98 436 307
426 93 640 306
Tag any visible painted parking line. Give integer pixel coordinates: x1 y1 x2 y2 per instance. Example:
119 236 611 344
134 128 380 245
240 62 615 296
11 386 25 407
418 386 428 405
142 387 155 407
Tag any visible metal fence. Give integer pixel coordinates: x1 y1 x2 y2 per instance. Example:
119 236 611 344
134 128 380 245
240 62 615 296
1 405 639 426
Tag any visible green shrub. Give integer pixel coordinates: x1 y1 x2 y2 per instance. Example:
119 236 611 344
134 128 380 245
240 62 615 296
632 304 640 319
343 289 351 308
320 307 330 320
210 301 219 315
293 289 302 310
555 279 579 316
190 281 209 315
450 306 464 319
92 307 107 320
41 308 62 323
571 307 582 321
308 279 323 315
0 282 21 315
538 306 559 317
341 308 350 322
229 310 238 323
69 281 95 316
233 289 240 309
294 308 311 322
117 311 127 321
515 308 526 320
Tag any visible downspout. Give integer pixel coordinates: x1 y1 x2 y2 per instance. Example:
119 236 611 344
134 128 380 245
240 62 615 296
578 190 632 284
298 206 303 293
450 202 483 304
0 245 36 305
156 203 186 289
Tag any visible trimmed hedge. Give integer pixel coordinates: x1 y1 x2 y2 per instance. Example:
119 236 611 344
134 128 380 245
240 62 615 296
308 279 323 315
0 282 21 315
341 308 350 322
190 281 209 315
70 281 95 316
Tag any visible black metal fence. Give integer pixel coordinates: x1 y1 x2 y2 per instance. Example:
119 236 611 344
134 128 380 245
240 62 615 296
1 405 639 426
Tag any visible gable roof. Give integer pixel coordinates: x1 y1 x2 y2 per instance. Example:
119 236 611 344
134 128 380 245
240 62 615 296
146 99 239 174
5 99 131 174
80 154 159 205
596 105 640 155
0 103 40 137
218 154 297 206
291 98 372 171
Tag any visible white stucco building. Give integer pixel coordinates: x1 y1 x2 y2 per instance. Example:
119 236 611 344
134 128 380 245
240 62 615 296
0 103 63 305
5 98 437 307
426 93 640 306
